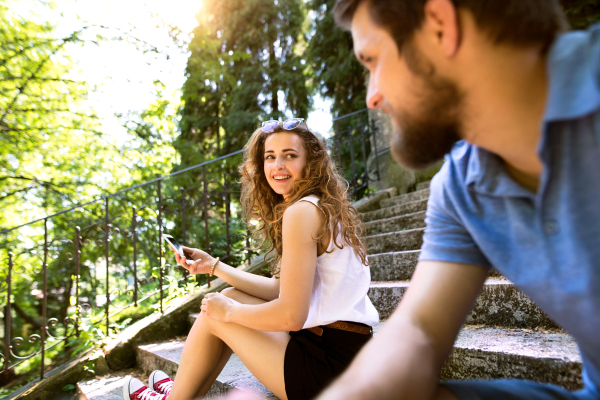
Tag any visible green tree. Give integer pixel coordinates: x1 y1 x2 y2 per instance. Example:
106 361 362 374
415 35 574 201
561 0 600 29
305 0 366 119
177 0 310 165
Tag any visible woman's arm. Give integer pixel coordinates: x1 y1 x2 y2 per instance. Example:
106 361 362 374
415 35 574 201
201 201 321 331
173 247 280 301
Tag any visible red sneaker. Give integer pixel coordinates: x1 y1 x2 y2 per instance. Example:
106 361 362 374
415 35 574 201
148 370 174 396
122 377 167 400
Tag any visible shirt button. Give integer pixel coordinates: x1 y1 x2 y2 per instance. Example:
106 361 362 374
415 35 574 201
544 220 559 235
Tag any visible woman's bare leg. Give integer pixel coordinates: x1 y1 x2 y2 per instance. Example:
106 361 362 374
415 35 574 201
168 288 291 400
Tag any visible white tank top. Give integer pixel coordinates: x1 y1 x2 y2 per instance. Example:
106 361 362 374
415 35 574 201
294 196 380 329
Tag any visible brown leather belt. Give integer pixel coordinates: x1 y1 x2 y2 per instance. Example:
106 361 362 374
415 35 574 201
306 321 372 336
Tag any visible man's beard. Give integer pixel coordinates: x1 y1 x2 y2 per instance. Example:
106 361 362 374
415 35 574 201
389 44 464 170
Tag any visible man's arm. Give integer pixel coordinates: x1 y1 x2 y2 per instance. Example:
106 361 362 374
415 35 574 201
317 260 489 400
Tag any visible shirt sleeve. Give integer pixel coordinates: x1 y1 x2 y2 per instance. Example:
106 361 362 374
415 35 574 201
418 166 492 268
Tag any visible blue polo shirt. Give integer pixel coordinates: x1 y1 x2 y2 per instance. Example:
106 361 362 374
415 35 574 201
419 24 600 393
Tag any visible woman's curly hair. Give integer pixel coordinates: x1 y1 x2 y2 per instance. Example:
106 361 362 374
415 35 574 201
239 123 368 276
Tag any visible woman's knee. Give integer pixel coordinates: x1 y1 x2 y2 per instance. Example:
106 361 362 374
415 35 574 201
220 287 241 299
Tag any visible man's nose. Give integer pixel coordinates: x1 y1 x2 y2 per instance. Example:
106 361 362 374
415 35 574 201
366 73 383 109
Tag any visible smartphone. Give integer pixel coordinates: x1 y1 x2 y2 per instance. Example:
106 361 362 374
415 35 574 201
162 234 194 265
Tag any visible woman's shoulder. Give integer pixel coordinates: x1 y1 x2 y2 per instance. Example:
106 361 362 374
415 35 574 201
293 195 320 205
284 197 323 222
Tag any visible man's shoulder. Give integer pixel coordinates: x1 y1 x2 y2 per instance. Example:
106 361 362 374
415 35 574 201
430 140 475 195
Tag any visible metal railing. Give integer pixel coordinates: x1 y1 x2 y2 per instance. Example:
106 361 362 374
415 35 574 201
0 108 380 387
331 108 381 198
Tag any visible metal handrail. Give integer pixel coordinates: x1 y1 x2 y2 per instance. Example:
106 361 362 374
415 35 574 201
0 108 380 386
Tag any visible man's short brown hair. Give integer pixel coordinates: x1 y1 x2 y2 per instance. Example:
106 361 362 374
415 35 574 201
334 0 568 51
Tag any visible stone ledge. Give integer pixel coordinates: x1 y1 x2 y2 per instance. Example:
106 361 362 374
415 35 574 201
352 188 397 213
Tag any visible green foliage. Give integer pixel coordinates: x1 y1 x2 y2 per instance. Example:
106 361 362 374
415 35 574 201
177 0 310 166
305 0 367 118
561 0 600 29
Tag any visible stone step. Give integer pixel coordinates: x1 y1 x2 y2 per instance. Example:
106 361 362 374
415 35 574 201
368 250 503 282
415 180 432 191
364 211 426 236
379 188 430 209
368 250 421 281
372 323 581 390
361 198 428 223
169 319 579 393
135 341 278 399
364 228 424 254
369 279 559 329
443 326 582 389
77 372 148 400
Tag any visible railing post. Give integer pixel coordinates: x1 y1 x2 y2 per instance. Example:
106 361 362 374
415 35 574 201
4 252 13 372
74 226 81 335
335 121 341 167
348 127 356 191
132 206 138 307
157 180 163 313
224 173 230 259
180 187 186 243
180 187 188 279
370 118 380 182
104 198 110 337
203 166 210 288
246 228 251 266
41 219 48 379
360 114 369 191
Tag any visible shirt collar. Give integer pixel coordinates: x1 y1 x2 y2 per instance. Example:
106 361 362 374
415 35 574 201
465 144 534 198
544 23 600 122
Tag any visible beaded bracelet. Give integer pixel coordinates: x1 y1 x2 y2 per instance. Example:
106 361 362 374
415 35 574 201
209 257 220 277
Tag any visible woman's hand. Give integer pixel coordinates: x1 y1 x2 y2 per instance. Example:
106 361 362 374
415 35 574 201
172 246 217 275
201 292 237 322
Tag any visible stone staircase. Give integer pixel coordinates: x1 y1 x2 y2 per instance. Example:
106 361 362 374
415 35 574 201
78 181 582 399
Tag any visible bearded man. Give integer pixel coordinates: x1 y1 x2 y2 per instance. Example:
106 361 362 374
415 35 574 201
316 0 600 399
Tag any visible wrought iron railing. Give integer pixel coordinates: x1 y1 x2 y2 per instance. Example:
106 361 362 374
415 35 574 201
331 108 380 198
0 108 380 388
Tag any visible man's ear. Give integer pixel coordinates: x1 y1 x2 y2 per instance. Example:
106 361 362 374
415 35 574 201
423 0 460 58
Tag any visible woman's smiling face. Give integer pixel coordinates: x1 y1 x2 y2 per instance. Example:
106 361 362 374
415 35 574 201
263 132 307 199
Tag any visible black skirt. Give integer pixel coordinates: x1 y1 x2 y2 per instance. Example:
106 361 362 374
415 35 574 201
283 323 373 400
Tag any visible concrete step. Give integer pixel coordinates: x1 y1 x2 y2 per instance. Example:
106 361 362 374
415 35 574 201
368 250 421 281
368 250 503 282
380 188 430 209
415 180 432 191
373 323 581 390
364 228 424 254
172 319 579 392
361 198 428 223
443 326 582 390
135 341 278 399
364 210 426 236
369 279 559 329
78 372 148 400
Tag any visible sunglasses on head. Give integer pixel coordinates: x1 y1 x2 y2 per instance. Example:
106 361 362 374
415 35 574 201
261 118 305 133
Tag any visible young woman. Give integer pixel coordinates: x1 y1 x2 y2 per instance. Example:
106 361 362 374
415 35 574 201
123 119 379 400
